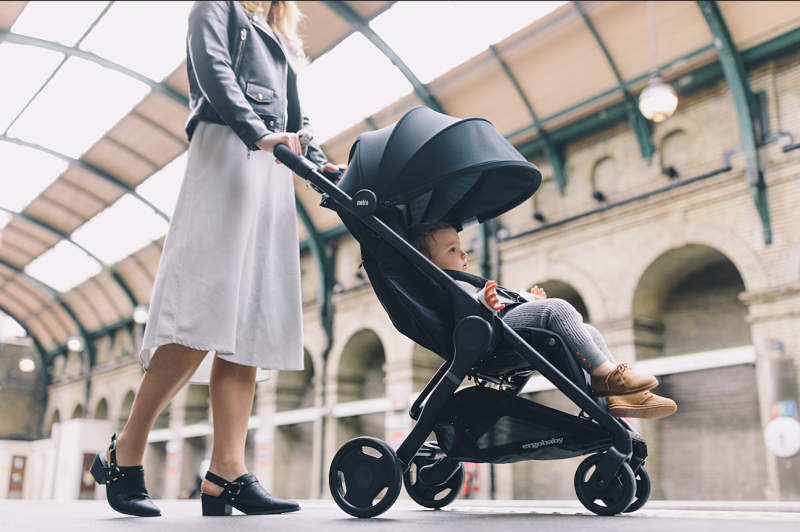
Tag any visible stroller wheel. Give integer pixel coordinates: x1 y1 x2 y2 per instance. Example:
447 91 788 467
403 455 464 509
623 466 651 513
328 437 402 518
574 453 636 516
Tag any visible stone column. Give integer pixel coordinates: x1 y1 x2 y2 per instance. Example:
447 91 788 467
740 283 800 500
162 387 188 499
310 373 324 498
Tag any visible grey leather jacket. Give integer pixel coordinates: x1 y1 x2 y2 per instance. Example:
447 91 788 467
185 1 327 167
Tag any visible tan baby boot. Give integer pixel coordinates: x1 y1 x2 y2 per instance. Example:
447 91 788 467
607 391 677 420
591 363 658 397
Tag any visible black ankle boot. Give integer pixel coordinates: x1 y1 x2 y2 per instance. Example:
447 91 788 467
90 434 161 517
201 471 299 516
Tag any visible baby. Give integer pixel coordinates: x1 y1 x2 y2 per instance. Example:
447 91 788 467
407 221 676 420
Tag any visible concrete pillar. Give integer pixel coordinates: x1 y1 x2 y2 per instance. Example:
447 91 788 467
162 387 188 499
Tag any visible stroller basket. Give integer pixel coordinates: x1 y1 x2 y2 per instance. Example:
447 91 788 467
434 386 612 464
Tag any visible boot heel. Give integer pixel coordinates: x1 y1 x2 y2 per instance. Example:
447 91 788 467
202 494 232 516
90 452 107 485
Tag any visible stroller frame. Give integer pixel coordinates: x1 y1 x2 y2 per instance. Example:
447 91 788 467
275 144 647 517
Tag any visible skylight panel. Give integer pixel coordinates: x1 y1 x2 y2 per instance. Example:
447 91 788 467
6 56 150 159
369 1 566 85
0 43 65 132
25 240 102 293
135 153 187 219
11 1 111 47
2 314 27 338
0 142 68 212
298 32 413 143
70 195 169 265
79 1 193 82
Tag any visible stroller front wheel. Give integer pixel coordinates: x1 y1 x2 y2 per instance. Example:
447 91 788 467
623 466 651 513
574 453 636 516
329 437 403 518
403 455 465 509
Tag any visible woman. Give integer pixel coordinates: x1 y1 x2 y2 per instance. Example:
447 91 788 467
91 0 344 517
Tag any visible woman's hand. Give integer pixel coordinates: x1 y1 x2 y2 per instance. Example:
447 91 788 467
255 132 301 164
484 280 505 311
529 285 547 300
320 163 347 185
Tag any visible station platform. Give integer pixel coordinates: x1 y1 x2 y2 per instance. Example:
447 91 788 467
3 499 800 532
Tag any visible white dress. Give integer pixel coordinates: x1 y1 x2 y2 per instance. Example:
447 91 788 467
139 120 304 384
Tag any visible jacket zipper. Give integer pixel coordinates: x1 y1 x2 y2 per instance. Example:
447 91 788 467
236 29 250 158
234 28 247 75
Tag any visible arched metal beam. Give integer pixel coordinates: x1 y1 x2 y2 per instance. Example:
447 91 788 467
698 1 771 244
489 45 567 193
325 1 445 114
0 289 60 345
0 257 95 366
0 274 68 342
0 135 170 222
0 206 139 307
0 304 49 388
573 1 656 159
2 2 115 136
0 29 188 107
0 257 96 418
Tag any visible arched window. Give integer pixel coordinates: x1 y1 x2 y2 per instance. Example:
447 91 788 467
660 130 690 178
590 156 617 202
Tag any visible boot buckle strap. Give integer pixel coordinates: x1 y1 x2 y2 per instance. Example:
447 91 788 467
223 482 242 497
104 465 122 483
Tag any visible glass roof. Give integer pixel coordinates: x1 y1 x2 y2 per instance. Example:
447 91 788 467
25 239 102 293
369 1 567 85
298 31 413 143
7 56 151 159
79 1 194 82
71 194 169 265
0 142 68 212
1 0 568 314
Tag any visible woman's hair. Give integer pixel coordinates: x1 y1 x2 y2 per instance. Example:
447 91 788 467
406 222 453 259
239 1 307 62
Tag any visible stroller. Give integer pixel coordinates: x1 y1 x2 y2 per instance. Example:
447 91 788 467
275 107 650 518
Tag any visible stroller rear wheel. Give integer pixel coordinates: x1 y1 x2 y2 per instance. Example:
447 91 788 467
329 437 402 518
403 455 465 509
622 466 651 513
574 453 636 516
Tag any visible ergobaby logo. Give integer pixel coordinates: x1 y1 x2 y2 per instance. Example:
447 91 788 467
357 199 369 206
522 437 563 449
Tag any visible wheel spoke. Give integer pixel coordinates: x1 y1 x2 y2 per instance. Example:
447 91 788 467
343 482 379 508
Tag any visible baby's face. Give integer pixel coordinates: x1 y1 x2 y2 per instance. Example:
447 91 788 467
428 227 468 271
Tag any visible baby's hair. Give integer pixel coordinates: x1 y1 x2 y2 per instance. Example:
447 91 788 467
407 222 453 259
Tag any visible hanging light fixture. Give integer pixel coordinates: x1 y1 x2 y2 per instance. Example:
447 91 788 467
18 357 35 372
133 304 149 324
67 335 84 352
639 1 678 123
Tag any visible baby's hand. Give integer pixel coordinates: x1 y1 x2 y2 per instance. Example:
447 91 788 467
529 285 547 300
484 281 505 311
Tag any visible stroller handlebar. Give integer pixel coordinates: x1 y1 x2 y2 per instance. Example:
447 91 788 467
273 142 316 178
273 143 355 212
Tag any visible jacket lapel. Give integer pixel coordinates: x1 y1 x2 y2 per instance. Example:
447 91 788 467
250 14 285 56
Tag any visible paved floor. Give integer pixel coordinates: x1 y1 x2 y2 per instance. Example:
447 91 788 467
3 499 800 532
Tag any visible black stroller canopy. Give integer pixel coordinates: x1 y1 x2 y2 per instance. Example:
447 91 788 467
336 107 542 230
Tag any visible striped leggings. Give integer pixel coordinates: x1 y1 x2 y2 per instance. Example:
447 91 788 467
501 298 616 372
